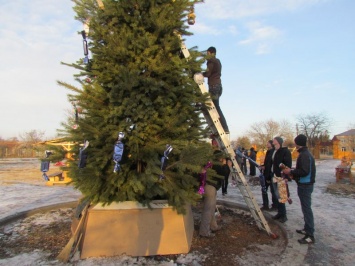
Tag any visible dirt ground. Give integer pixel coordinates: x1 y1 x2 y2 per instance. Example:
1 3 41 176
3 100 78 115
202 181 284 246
0 159 285 265
189 204 286 266
0 204 286 265
0 209 73 261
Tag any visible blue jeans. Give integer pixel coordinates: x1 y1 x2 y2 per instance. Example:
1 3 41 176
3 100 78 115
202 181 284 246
209 84 229 132
272 181 286 215
297 184 314 236
269 180 279 207
260 174 277 207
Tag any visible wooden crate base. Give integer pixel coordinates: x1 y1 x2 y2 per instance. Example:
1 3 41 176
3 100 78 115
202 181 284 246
80 200 194 258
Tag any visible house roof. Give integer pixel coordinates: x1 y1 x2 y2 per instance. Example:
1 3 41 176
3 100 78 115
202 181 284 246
335 129 355 137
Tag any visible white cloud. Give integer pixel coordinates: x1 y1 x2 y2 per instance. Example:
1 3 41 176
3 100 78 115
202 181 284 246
0 0 82 138
190 22 221 36
199 0 329 19
193 0 321 53
238 21 282 54
227 25 239 35
192 22 239 36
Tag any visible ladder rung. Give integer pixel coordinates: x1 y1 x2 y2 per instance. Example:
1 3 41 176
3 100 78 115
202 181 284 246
179 34 274 237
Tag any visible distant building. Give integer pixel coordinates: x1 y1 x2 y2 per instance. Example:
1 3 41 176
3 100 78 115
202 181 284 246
318 141 333 155
332 129 355 160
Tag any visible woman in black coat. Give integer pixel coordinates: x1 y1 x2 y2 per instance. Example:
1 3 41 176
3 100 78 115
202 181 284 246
249 147 257 176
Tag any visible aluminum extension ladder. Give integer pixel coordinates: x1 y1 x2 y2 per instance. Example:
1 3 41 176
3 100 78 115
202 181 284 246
179 34 276 237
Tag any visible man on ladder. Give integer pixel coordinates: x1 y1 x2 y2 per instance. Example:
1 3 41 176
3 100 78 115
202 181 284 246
190 46 276 238
202 46 229 134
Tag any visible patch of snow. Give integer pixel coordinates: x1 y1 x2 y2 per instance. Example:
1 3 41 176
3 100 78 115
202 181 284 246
1 158 355 265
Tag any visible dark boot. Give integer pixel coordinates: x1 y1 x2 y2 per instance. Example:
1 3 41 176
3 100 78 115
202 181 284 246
270 204 278 211
260 205 270 211
262 193 269 209
279 215 288 223
272 213 282 220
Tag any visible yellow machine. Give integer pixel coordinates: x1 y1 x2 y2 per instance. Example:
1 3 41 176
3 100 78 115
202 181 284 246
39 138 76 186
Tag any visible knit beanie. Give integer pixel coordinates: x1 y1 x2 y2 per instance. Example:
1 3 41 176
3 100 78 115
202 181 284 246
294 134 307 146
274 137 283 146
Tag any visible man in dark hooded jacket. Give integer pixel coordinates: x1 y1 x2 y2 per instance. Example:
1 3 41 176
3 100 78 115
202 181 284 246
282 134 316 244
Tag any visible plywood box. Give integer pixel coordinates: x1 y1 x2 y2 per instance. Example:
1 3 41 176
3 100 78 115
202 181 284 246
80 200 194 258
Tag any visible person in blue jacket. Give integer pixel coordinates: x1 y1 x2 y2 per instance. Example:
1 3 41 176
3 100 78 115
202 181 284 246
282 134 316 244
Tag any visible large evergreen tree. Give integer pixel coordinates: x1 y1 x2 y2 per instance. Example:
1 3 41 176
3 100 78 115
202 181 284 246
57 0 214 213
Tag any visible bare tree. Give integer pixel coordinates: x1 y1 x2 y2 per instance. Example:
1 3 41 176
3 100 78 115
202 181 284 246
279 120 295 147
348 123 355 130
247 119 278 148
234 136 251 150
19 130 45 148
247 119 294 148
296 113 331 148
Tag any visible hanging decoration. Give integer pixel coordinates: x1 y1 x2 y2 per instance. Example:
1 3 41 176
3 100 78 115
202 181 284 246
187 7 196 25
81 30 89 64
71 101 80 129
96 0 104 9
113 132 125 173
78 140 89 168
197 161 212 194
159 144 173 180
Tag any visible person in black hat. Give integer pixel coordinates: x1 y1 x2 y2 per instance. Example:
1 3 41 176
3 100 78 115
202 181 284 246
282 134 316 244
271 136 292 223
202 47 229 134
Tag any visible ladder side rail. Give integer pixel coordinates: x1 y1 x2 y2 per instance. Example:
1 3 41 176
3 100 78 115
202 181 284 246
178 33 275 237
201 97 272 234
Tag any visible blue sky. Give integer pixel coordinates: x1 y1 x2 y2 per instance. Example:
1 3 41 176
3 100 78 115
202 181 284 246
0 0 354 141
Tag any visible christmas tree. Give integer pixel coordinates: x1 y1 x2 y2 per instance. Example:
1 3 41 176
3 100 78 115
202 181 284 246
58 0 213 214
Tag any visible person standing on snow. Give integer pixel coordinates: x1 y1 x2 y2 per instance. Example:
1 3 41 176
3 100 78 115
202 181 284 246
271 137 292 223
259 140 279 211
282 134 316 244
248 147 257 176
221 158 232 196
199 151 231 238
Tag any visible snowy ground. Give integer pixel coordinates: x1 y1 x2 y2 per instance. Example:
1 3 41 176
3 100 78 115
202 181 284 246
0 158 354 265
223 159 355 266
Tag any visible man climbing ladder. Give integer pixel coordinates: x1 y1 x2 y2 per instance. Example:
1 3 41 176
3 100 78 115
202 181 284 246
179 35 276 238
202 46 229 134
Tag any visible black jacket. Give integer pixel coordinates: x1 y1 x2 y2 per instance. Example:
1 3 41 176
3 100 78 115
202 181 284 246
249 149 256 161
291 147 316 184
207 163 229 190
263 148 275 180
272 147 292 178
203 57 222 86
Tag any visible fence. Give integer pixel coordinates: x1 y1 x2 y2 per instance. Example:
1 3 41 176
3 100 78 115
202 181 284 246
0 147 43 158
